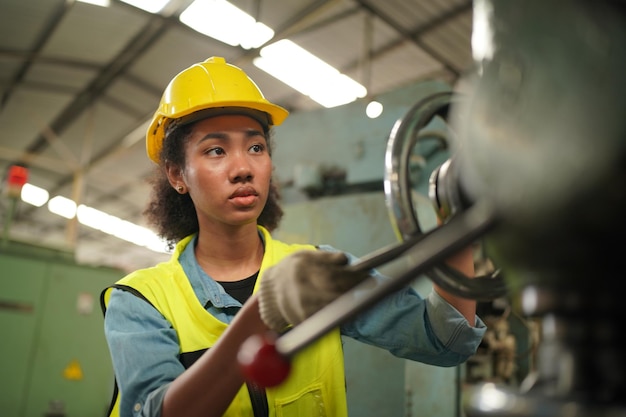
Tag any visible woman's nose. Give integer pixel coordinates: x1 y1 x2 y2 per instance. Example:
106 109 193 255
230 153 253 182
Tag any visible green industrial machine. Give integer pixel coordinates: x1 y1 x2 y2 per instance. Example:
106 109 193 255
0 240 123 417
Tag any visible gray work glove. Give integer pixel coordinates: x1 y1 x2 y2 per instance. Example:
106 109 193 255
258 250 370 332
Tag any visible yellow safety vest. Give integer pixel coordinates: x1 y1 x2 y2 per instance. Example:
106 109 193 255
101 226 348 417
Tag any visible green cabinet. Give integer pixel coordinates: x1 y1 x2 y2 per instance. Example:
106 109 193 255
0 245 123 417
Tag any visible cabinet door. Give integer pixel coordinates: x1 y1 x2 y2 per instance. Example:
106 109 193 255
22 262 120 417
0 254 49 417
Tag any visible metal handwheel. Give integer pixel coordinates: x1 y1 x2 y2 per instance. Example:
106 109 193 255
384 90 508 300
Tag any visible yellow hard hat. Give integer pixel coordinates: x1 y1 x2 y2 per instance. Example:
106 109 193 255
146 56 289 163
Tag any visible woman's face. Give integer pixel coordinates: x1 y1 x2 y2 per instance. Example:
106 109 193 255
175 114 272 229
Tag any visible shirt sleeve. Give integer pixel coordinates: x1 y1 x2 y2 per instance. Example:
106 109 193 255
104 288 182 417
316 244 487 367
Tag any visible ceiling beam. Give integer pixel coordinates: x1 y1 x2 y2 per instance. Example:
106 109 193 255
354 0 472 80
0 1 73 111
20 15 168 159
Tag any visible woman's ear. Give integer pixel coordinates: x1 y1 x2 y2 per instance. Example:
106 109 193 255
165 161 184 191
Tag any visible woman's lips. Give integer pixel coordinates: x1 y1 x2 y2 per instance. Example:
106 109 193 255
230 186 259 207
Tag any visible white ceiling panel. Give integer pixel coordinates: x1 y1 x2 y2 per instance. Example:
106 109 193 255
0 88 75 148
41 2 150 63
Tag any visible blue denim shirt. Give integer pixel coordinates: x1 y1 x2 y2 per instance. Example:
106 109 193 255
104 235 486 417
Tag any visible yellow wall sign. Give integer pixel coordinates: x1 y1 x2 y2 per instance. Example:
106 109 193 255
63 359 83 381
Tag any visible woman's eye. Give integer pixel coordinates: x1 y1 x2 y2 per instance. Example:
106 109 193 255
206 147 225 156
250 144 265 153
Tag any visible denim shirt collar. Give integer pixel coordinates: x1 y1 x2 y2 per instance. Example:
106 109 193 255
178 234 242 309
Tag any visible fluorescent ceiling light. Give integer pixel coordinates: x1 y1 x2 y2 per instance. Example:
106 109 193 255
76 205 115 232
76 204 167 251
119 0 170 13
143 236 170 253
48 196 77 219
240 22 275 50
77 0 110 6
471 0 495 63
21 183 50 207
113 221 163 248
180 0 274 49
366 101 384 118
24 184 169 253
254 40 367 108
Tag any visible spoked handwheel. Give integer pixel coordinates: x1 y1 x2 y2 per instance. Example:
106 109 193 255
384 90 508 300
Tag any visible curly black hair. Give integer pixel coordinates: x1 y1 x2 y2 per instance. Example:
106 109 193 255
143 122 284 250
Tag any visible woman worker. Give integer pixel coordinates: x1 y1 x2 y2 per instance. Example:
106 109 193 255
100 56 486 417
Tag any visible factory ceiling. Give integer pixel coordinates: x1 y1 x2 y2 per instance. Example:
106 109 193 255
0 0 475 272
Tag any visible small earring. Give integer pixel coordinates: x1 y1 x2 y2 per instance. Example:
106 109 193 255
177 185 184 193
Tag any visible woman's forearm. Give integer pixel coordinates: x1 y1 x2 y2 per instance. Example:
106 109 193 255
161 295 268 417
432 246 477 327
